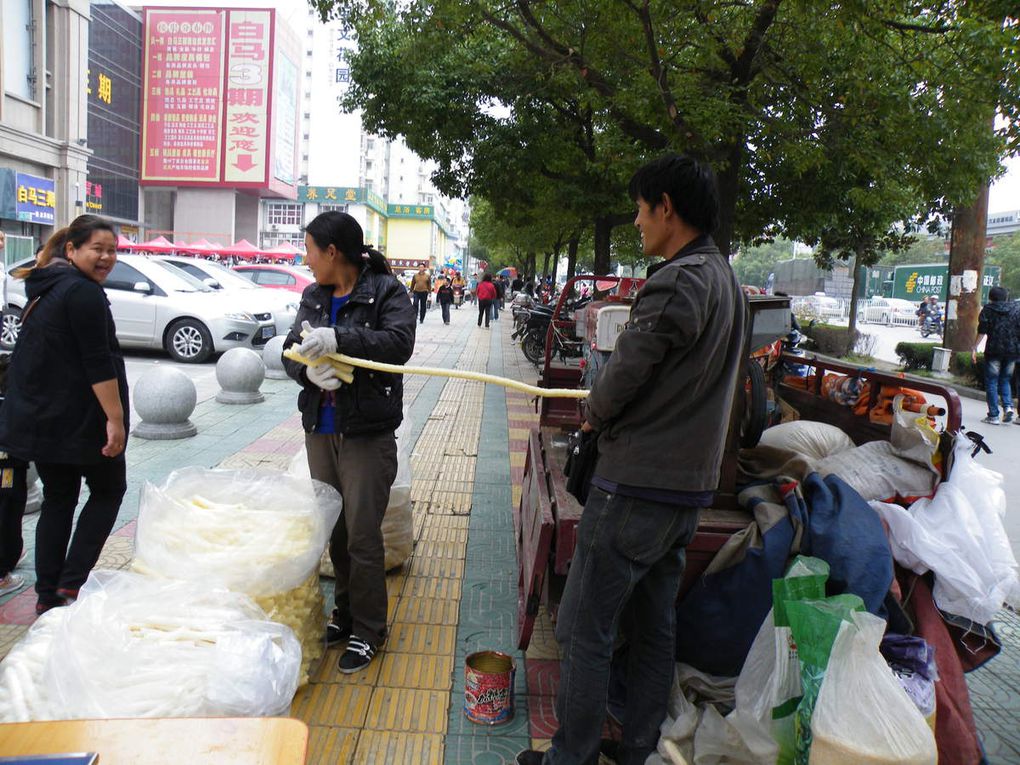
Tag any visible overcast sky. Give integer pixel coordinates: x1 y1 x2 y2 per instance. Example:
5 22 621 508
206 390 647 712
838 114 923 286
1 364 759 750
990 154 1019 214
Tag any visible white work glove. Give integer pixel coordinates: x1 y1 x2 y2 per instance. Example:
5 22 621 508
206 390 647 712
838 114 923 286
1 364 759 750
305 361 342 391
297 320 338 360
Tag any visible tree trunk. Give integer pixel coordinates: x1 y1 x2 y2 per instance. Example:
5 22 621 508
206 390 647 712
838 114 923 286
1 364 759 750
566 236 579 279
845 253 865 356
713 144 743 259
945 184 990 355
526 251 537 282
551 242 561 284
593 215 612 274
541 251 552 279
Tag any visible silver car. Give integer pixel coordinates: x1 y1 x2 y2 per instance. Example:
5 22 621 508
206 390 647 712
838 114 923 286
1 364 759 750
2 253 275 363
156 256 298 335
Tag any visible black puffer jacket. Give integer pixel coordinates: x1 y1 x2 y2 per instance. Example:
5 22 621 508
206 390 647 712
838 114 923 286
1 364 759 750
282 266 416 436
0 260 129 463
978 301 1020 358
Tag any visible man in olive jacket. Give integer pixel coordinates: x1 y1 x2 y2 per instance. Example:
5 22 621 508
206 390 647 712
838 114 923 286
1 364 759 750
518 155 748 765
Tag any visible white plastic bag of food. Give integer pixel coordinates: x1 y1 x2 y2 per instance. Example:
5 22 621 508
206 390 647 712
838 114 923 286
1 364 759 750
134 466 342 597
758 422 854 461
4 571 300 721
0 610 63 722
383 416 414 570
809 611 936 765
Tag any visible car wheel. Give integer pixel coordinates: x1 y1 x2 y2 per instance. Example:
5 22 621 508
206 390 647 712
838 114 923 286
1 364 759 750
166 319 214 363
1 306 22 351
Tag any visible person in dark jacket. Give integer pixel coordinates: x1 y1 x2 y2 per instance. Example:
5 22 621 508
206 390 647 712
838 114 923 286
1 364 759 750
436 276 454 325
282 211 415 674
0 215 128 615
974 286 1020 424
517 155 748 765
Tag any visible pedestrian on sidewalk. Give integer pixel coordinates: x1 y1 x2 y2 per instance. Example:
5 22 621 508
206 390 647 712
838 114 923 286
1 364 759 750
0 356 29 599
517 155 747 765
0 215 129 615
476 273 497 328
282 211 415 674
974 285 1020 425
436 275 454 325
491 276 505 321
410 263 431 324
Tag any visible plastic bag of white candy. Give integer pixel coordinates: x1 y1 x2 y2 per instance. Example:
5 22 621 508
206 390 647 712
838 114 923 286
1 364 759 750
0 570 300 722
133 466 343 597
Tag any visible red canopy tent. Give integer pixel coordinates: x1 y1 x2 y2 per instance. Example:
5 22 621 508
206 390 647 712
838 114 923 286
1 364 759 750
116 234 136 251
264 242 303 262
132 235 177 254
218 239 264 260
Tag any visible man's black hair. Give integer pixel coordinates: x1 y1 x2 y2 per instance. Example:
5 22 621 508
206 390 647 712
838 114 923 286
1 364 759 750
989 285 1008 302
628 153 720 234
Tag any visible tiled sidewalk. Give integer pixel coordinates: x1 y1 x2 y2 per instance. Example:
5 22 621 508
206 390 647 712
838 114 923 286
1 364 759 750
2 303 1019 764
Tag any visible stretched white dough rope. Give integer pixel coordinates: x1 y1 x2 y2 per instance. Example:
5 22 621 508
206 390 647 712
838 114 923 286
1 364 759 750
283 346 590 399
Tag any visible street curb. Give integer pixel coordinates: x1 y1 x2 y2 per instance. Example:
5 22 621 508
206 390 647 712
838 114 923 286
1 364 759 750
808 352 986 403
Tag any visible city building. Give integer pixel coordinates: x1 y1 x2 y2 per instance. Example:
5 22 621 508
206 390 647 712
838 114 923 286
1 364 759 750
0 0 93 260
138 6 301 244
86 0 145 238
261 8 469 271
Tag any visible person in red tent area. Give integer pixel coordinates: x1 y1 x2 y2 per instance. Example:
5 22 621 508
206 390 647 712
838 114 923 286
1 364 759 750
475 273 497 329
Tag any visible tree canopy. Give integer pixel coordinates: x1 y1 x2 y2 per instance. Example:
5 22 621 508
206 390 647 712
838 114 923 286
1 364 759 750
314 0 1019 274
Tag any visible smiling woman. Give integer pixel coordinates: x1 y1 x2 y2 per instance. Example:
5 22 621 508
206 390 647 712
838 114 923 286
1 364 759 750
0 214 131 616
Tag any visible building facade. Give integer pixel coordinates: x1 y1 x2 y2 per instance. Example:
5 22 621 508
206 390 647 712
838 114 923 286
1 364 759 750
0 0 92 260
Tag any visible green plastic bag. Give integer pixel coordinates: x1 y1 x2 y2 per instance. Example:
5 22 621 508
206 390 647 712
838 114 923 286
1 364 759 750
787 594 866 765
770 556 831 765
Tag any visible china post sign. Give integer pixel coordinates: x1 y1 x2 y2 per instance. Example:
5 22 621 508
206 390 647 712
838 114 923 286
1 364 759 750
16 174 56 225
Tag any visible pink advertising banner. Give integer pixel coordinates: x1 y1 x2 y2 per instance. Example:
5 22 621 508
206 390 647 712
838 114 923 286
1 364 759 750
141 9 226 183
222 9 273 185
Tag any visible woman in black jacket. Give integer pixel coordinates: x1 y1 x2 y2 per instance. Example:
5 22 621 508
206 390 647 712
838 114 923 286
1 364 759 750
436 276 454 325
0 215 128 615
282 211 415 674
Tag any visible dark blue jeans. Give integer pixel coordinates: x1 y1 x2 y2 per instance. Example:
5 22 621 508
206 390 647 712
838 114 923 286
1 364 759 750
412 291 428 323
545 487 700 765
984 356 1016 418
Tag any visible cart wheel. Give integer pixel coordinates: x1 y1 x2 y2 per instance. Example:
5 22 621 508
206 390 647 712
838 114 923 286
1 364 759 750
741 360 768 448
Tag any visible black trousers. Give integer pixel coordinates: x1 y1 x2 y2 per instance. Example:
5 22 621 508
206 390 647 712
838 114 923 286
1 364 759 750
477 299 492 327
35 458 126 600
0 456 28 578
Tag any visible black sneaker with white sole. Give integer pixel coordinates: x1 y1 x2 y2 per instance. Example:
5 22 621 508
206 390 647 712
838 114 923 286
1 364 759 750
325 609 351 648
338 635 377 673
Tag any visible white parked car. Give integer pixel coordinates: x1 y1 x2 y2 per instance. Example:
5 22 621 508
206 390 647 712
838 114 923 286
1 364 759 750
156 256 298 336
2 254 275 362
790 294 842 320
860 297 917 325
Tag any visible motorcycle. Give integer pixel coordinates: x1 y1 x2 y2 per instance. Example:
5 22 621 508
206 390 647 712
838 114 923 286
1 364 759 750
518 297 590 365
920 311 944 338
452 285 464 309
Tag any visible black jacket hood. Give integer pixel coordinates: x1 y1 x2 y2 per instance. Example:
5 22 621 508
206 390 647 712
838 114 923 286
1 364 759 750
25 259 84 301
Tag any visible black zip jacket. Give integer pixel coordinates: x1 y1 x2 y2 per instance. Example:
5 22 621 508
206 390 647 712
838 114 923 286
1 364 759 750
282 266 416 435
978 301 1020 358
0 260 129 463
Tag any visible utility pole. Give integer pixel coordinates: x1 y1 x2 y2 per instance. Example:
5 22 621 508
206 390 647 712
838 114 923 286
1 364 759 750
945 184 990 357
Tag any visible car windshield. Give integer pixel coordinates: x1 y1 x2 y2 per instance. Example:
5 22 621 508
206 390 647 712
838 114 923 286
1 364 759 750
182 259 261 290
149 260 214 292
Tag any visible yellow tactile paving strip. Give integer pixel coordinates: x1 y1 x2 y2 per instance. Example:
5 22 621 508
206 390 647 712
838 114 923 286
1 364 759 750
290 331 491 763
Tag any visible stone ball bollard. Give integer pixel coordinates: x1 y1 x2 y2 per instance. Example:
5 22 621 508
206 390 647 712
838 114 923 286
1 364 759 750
132 366 199 440
262 335 289 380
215 347 266 404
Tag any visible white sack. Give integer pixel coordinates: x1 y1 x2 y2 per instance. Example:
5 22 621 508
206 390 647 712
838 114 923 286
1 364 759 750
759 422 855 461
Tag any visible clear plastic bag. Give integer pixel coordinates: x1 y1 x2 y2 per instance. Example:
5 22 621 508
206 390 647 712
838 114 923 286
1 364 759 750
10 571 300 720
870 437 1020 625
134 466 342 597
810 612 936 765
382 416 414 570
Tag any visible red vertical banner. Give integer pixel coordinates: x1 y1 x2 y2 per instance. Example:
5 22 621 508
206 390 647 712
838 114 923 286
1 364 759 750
141 9 226 183
222 9 273 184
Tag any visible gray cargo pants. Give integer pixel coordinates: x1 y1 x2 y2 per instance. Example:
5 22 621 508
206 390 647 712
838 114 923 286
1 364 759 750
305 431 397 648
